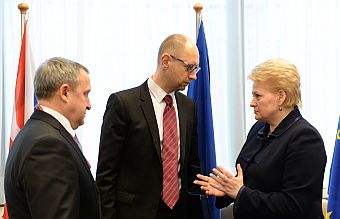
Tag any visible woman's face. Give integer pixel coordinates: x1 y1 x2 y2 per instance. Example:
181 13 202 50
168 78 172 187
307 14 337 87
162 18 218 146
250 81 280 122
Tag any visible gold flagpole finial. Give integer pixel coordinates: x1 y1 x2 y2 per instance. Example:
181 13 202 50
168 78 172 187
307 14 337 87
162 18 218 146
18 3 29 14
18 3 29 38
193 3 203 40
193 3 203 14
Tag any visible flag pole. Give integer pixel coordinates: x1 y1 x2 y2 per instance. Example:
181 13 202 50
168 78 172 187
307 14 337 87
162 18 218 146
18 3 29 38
3 3 33 219
193 3 203 40
193 3 216 219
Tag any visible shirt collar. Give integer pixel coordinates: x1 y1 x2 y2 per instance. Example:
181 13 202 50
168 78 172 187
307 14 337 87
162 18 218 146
39 105 76 137
147 78 175 102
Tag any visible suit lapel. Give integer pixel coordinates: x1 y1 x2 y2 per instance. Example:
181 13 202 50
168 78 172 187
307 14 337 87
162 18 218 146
60 130 94 179
139 81 162 164
175 92 187 166
32 110 94 180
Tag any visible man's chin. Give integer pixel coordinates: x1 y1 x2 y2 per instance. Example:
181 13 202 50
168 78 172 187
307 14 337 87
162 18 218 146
178 84 188 91
75 120 85 129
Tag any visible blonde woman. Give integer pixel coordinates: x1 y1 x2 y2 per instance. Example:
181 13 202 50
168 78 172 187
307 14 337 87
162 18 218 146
195 58 326 219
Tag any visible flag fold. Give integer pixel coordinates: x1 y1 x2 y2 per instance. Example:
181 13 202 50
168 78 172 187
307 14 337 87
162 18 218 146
187 21 221 219
4 20 36 219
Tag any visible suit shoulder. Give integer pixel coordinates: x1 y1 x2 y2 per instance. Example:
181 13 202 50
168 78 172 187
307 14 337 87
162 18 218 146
117 84 142 95
12 122 67 155
6 120 72 178
176 92 195 105
294 117 322 135
12 119 58 147
108 83 144 101
288 117 325 149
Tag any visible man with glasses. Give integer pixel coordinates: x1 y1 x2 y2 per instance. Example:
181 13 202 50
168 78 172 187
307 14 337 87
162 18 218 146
96 34 203 219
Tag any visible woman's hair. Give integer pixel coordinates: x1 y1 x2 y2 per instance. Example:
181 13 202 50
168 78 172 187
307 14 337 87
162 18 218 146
248 58 302 107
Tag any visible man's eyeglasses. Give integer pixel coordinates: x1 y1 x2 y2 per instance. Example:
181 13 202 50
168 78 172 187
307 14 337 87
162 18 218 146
170 55 201 73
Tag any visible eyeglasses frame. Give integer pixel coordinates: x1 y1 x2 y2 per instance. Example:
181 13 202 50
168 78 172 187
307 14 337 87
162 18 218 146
170 55 201 74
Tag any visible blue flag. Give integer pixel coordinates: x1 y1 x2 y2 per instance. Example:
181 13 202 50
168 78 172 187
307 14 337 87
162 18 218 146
187 21 221 219
328 117 340 219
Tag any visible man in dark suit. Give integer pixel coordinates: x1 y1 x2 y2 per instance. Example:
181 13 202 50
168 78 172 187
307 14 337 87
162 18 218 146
4 57 100 219
96 34 203 219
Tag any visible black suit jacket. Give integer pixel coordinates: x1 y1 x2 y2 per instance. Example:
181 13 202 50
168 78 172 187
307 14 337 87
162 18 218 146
4 110 101 219
216 107 326 219
96 81 202 219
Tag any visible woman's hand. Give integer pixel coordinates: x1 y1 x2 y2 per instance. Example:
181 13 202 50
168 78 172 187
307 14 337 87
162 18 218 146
209 164 244 199
194 174 226 197
193 164 244 199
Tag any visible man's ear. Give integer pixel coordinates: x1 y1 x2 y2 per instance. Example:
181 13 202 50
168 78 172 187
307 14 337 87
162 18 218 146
59 84 70 102
161 53 171 69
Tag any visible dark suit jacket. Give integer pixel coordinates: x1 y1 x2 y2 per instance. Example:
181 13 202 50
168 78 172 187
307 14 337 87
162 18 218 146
216 107 326 219
96 81 202 219
4 110 101 219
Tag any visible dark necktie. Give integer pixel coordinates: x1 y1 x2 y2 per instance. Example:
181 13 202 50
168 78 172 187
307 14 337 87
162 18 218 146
161 94 179 209
73 134 91 168
73 134 82 150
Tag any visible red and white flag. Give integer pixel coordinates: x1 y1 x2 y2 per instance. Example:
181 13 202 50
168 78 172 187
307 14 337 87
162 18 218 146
4 20 36 219
9 21 36 146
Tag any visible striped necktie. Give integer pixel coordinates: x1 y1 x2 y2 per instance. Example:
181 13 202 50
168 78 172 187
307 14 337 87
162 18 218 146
161 94 179 209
